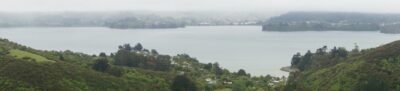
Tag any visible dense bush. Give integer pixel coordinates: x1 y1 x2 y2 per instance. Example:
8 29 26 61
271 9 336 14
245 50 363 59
171 75 197 91
286 40 400 91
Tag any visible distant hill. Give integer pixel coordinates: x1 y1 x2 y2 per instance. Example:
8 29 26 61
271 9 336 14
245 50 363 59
284 40 400 91
105 17 185 29
262 12 400 34
0 12 185 29
0 11 268 29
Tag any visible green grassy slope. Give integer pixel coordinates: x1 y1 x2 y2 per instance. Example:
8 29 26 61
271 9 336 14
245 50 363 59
0 39 171 91
9 49 53 62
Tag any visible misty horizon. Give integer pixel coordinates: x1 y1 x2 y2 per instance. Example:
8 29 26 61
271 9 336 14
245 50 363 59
1 0 400 14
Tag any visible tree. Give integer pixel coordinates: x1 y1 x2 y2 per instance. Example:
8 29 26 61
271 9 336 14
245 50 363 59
237 69 247 76
118 45 123 50
298 50 312 70
212 62 223 77
151 49 159 55
330 47 339 58
123 44 132 51
130 54 143 67
352 43 360 53
316 46 328 55
204 63 212 71
133 43 143 51
329 47 348 58
155 55 171 71
92 58 109 72
291 52 301 66
337 47 348 58
114 50 131 66
171 75 197 91
303 50 312 61
99 52 107 57
110 53 115 57
115 45 144 67
143 49 149 53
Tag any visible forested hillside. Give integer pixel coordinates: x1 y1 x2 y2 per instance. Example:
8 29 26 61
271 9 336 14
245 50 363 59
0 38 285 91
285 40 400 91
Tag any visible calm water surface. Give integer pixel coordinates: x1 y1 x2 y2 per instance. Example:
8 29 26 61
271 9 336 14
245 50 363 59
0 26 399 76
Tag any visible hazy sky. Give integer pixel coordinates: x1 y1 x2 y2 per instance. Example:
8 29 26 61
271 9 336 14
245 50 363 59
1 0 400 13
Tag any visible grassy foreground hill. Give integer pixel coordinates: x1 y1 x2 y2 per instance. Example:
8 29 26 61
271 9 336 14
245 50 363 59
0 39 173 91
0 38 285 91
285 40 400 91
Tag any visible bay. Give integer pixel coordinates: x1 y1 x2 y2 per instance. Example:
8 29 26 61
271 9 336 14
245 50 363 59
0 26 399 76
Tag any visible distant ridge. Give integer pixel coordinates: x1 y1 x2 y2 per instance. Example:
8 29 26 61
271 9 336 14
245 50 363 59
263 11 400 34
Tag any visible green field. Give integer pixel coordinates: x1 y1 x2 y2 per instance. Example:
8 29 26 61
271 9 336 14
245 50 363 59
9 49 53 62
